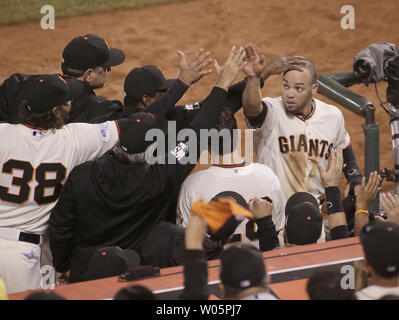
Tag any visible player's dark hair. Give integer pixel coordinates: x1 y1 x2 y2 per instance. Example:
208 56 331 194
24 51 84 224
307 267 357 300
17 100 67 130
114 285 156 300
208 108 238 156
61 62 85 78
284 59 318 84
124 95 143 108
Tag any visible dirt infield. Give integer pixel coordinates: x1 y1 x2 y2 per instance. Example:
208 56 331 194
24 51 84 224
0 0 398 193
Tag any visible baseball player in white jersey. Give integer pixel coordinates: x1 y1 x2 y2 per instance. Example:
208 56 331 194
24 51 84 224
241 45 362 241
0 75 123 294
177 108 285 249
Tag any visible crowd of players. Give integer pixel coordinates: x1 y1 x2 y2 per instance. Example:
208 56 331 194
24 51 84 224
0 34 399 300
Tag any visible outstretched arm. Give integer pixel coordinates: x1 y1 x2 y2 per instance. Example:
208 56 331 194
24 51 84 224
242 44 265 118
342 145 362 194
248 197 280 251
179 215 210 300
163 46 248 187
318 148 349 240
354 172 381 235
143 48 213 117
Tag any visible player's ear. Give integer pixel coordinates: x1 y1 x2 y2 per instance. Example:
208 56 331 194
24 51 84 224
311 83 319 95
81 68 95 83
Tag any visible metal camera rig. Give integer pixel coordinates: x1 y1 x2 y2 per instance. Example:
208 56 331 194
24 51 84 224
317 42 399 213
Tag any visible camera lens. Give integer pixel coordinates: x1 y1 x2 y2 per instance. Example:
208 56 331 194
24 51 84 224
354 59 371 78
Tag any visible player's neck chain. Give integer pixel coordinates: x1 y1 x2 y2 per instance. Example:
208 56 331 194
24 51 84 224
297 100 314 121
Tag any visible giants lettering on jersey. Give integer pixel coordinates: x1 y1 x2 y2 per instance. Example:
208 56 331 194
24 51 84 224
278 134 334 159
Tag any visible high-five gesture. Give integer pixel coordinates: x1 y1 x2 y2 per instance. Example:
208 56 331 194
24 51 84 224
317 148 343 188
214 46 247 90
354 171 382 235
178 48 213 86
381 192 399 224
261 56 305 80
355 172 382 212
243 44 265 79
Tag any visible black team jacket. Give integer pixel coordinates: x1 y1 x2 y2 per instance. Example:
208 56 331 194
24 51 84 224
49 85 228 283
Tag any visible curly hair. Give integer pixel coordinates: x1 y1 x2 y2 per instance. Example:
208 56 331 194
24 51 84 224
17 100 68 130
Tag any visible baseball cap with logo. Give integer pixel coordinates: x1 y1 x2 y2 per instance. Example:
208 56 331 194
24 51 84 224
62 34 125 71
117 112 167 154
360 221 399 278
124 65 175 99
20 74 75 114
220 244 266 289
86 246 141 280
285 192 323 245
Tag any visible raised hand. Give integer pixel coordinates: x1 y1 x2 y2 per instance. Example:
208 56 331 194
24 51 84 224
248 197 273 219
381 192 399 224
261 56 306 80
355 171 382 210
242 44 265 79
318 148 343 187
178 48 213 86
214 46 247 90
185 214 208 250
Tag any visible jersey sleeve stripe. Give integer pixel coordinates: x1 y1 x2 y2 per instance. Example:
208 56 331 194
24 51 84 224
114 120 121 138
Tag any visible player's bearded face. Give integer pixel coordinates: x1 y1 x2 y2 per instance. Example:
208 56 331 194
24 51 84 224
282 70 315 116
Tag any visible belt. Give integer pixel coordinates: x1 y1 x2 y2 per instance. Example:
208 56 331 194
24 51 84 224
0 227 42 245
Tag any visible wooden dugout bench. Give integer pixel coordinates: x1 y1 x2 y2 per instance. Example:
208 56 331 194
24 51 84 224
9 237 364 300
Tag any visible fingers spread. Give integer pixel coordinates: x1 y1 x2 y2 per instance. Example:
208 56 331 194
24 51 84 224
194 51 211 67
213 59 221 74
190 48 204 63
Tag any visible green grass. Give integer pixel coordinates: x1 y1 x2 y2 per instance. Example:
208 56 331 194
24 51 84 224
0 0 191 26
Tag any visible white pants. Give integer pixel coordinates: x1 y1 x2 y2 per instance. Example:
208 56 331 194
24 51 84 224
0 238 42 294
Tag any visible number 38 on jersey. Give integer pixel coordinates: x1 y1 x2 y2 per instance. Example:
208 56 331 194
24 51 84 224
0 159 66 205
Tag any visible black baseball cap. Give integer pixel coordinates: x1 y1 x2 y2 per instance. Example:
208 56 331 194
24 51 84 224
124 65 175 99
20 74 75 114
117 112 167 154
87 246 141 280
63 34 125 71
360 221 399 278
285 192 323 245
220 244 266 289
210 191 250 241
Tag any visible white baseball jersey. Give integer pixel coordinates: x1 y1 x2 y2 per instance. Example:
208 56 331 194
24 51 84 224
176 163 285 249
0 121 119 235
248 97 350 201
